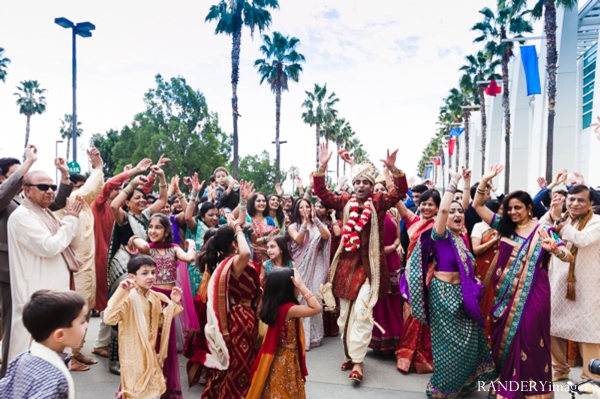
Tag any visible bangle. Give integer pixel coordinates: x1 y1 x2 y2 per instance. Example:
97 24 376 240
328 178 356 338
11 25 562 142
299 225 308 233
476 188 486 195
303 292 314 301
239 205 247 213
159 184 167 189
128 235 140 246
190 190 198 198
122 185 133 196
177 192 184 198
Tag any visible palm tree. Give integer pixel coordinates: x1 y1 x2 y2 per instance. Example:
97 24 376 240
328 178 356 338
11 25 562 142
255 31 305 184
458 73 480 169
301 83 339 169
206 0 279 179
459 51 501 174
472 4 532 192
513 0 577 181
59 114 83 161
445 88 467 170
335 119 354 177
15 80 47 150
0 47 10 83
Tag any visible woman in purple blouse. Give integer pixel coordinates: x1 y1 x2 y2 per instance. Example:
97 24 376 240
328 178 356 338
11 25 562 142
406 168 497 398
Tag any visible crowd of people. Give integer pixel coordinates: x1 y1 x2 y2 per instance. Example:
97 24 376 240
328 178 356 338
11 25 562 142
0 140 599 399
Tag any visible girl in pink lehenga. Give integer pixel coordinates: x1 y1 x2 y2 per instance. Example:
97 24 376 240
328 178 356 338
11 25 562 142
129 213 197 398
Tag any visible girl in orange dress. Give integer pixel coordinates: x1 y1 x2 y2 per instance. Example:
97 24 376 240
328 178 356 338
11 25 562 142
246 268 322 399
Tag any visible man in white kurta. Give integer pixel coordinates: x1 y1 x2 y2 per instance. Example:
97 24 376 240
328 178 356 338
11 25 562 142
542 185 600 380
54 147 104 369
7 171 83 362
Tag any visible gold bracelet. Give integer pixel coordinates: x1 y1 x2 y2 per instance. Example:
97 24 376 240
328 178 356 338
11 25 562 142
159 184 167 189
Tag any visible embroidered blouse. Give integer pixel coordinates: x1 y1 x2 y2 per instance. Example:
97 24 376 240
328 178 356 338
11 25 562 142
149 247 178 284
279 318 299 348
263 259 293 277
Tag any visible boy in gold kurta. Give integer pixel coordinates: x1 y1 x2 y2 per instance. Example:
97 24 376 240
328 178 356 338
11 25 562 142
104 255 183 399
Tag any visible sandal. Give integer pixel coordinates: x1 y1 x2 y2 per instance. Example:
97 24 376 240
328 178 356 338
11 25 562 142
341 360 354 371
349 369 363 382
75 353 98 365
70 358 90 372
92 347 110 358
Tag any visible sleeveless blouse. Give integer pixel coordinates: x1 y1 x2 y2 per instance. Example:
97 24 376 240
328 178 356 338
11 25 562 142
149 247 178 284
263 259 294 277
279 318 299 348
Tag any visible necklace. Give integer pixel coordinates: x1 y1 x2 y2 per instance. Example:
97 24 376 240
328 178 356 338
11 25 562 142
342 195 373 252
516 219 532 230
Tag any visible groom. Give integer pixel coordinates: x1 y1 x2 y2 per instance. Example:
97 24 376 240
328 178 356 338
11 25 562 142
313 142 407 381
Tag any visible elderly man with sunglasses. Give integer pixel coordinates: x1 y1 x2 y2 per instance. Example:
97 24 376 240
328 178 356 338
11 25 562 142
6 154 84 363
0 146 75 376
542 184 600 381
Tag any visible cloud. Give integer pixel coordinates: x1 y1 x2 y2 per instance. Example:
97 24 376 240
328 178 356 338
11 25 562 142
395 36 420 60
322 8 340 20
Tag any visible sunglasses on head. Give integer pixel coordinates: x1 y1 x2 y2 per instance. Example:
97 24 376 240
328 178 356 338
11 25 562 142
26 183 57 192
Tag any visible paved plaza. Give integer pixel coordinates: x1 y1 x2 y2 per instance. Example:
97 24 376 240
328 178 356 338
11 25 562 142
72 317 579 398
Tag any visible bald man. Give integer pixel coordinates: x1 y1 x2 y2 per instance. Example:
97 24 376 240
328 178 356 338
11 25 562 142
6 170 84 362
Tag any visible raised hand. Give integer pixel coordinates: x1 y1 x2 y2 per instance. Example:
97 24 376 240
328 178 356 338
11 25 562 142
192 173 205 193
240 180 255 201
311 204 317 220
482 164 504 182
135 158 153 173
573 171 585 186
553 169 567 186
120 279 136 291
65 195 85 218
275 183 283 196
156 154 171 169
124 164 133 172
461 166 472 181
54 157 69 176
295 175 303 188
171 286 183 305
318 142 333 167
380 149 399 170
592 116 600 141
290 268 305 288
24 144 38 162
539 229 558 254
150 165 164 176
537 177 548 190
87 146 103 170
550 192 565 220
448 168 462 181
408 176 416 188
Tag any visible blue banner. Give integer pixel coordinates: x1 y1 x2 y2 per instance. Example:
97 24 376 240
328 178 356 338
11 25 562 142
425 166 432 179
450 127 465 137
520 45 541 96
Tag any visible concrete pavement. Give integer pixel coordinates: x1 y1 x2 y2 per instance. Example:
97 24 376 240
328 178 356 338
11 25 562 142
72 317 579 398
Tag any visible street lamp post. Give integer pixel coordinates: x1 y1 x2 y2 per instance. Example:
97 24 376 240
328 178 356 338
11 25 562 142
55 140 64 183
54 17 95 163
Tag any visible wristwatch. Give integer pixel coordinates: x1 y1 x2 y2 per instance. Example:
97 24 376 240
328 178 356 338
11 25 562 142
555 218 565 227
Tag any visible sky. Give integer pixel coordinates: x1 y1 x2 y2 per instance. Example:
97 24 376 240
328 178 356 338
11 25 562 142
1 0 514 190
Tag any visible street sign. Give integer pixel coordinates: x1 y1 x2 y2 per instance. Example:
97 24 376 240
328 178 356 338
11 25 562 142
68 161 81 175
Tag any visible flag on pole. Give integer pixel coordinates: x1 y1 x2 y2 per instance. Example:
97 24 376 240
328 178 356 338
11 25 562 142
449 137 456 156
433 158 441 166
484 79 502 96
425 166 432 179
450 127 465 137
441 154 445 166
520 45 541 96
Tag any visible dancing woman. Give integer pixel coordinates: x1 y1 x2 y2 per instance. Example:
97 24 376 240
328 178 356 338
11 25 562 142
198 181 262 399
107 165 167 373
407 169 497 398
473 165 573 399
396 189 440 374
288 198 331 349
247 192 279 263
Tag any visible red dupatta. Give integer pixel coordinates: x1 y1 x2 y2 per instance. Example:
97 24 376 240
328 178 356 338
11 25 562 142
245 303 307 399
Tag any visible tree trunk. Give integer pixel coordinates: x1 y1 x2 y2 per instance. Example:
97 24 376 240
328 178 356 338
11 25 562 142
502 49 511 193
275 85 282 184
455 137 460 171
464 110 470 168
230 24 242 179
66 136 71 160
315 123 320 170
544 0 558 182
336 141 340 178
343 160 346 176
479 87 487 177
23 115 31 160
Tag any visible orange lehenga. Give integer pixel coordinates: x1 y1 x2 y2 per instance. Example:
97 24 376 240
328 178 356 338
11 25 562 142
474 225 500 345
395 213 435 373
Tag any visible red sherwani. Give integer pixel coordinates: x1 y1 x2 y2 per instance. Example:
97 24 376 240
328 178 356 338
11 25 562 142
91 172 155 311
313 172 408 300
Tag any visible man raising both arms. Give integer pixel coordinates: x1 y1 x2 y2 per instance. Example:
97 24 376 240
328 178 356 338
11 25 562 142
313 142 408 382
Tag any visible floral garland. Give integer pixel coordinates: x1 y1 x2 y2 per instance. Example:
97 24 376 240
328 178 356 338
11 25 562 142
342 195 373 252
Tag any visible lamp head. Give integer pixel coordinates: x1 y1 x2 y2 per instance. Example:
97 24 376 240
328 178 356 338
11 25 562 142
54 17 74 29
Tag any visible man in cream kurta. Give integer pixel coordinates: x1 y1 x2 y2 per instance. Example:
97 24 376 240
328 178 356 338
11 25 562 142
54 147 104 368
7 171 83 362
542 185 600 380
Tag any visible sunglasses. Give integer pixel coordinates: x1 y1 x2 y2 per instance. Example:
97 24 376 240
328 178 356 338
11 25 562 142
26 183 58 192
